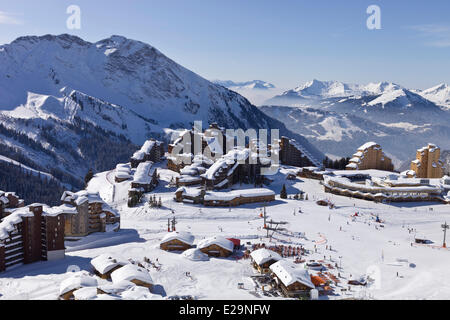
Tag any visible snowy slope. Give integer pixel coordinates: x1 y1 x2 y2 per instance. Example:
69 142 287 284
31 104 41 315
417 83 450 109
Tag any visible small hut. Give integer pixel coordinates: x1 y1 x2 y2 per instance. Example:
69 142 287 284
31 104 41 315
59 272 98 300
91 253 127 279
250 248 282 274
160 231 195 251
197 236 234 257
111 264 153 289
270 260 315 297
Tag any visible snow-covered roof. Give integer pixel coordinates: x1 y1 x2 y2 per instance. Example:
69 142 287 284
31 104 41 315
111 264 153 286
131 139 161 160
73 287 98 300
120 286 163 300
250 248 282 266
0 206 34 240
197 236 234 252
133 161 155 184
269 260 315 289
358 142 379 151
61 190 104 206
59 272 98 295
181 248 210 261
176 187 203 198
44 204 78 216
203 148 250 180
204 189 275 201
91 253 127 275
160 231 195 246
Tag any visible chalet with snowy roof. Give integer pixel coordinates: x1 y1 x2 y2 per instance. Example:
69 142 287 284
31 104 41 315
411 143 444 179
115 163 132 183
131 161 158 193
279 136 321 168
59 271 98 300
0 191 25 219
197 236 234 257
61 190 120 237
130 139 164 168
174 187 205 204
269 260 315 297
111 264 153 289
203 188 275 207
346 142 394 172
160 231 195 251
91 253 128 279
176 155 214 187
167 124 233 173
0 204 71 272
250 248 282 274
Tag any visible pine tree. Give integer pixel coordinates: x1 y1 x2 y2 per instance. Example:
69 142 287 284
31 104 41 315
84 168 94 186
280 184 287 199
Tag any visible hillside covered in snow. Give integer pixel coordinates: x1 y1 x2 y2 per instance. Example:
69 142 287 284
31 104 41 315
0 34 322 191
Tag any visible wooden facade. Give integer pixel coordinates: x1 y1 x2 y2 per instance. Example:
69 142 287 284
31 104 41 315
199 244 233 258
0 205 66 272
160 239 193 252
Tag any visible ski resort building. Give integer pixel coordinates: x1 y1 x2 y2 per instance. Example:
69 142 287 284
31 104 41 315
269 260 315 297
61 191 120 238
176 155 214 187
0 204 72 272
130 161 158 193
167 124 231 173
203 189 276 207
410 143 444 179
250 248 282 274
197 236 234 257
323 173 444 203
160 231 195 251
0 191 25 219
130 139 164 168
346 142 394 172
279 136 322 168
201 147 272 190
115 163 132 183
175 187 275 207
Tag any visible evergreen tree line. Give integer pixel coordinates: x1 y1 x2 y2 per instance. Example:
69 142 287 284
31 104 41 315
322 156 350 170
0 161 66 206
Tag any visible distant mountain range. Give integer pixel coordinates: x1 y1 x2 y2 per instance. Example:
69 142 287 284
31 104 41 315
0 34 322 191
260 79 450 168
213 80 276 90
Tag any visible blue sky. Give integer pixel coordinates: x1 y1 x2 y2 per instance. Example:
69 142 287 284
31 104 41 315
0 0 449 89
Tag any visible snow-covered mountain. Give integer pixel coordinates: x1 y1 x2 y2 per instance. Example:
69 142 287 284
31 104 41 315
0 34 322 189
267 80 402 103
261 80 450 168
417 83 450 109
213 80 275 90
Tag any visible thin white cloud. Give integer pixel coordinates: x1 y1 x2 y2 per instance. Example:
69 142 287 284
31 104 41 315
408 24 450 48
0 11 23 25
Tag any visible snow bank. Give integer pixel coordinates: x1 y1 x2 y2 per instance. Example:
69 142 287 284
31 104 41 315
181 248 210 262
59 272 98 295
